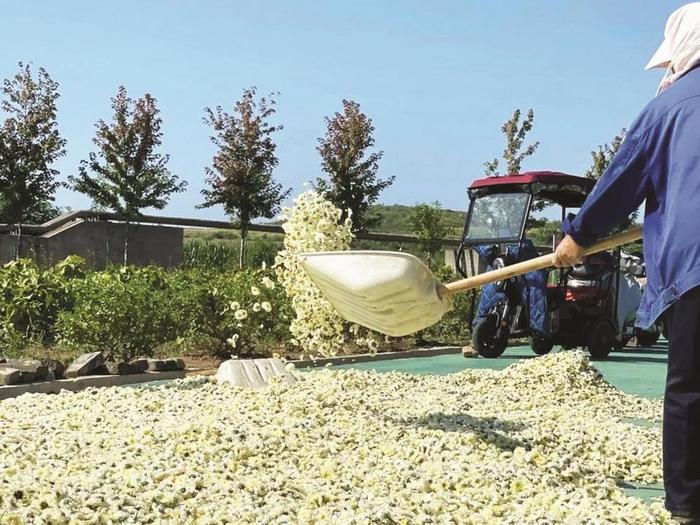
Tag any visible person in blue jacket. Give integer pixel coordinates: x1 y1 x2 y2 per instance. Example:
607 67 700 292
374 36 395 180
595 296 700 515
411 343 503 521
553 4 700 521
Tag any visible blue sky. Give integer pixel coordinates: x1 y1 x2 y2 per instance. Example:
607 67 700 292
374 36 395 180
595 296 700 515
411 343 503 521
0 1 682 220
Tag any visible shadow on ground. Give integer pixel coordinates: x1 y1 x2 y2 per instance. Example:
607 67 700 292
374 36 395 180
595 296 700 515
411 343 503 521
605 355 668 364
388 412 529 451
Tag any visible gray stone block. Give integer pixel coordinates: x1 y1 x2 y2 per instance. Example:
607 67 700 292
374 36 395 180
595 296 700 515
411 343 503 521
105 362 132 375
0 368 20 385
129 358 148 373
18 370 36 384
147 358 179 371
43 359 66 380
90 364 110 375
65 352 105 378
2 359 48 381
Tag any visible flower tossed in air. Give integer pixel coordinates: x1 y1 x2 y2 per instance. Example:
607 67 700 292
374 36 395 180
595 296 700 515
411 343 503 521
250 286 260 296
261 302 272 313
274 191 353 356
273 191 383 357
234 309 248 320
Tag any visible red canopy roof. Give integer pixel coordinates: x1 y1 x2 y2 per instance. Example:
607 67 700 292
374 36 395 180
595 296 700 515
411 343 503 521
468 171 595 208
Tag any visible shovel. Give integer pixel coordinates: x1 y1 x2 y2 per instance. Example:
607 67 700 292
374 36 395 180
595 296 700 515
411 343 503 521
299 226 642 337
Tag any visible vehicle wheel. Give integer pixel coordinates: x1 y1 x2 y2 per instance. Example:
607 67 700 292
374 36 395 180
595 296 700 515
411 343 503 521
472 315 508 358
636 330 660 348
529 335 554 355
587 321 615 359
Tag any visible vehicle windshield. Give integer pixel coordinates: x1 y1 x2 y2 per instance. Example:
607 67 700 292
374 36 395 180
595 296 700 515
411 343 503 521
465 192 530 241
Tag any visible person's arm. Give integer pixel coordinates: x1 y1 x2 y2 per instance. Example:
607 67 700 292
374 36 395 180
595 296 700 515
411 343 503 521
562 132 649 247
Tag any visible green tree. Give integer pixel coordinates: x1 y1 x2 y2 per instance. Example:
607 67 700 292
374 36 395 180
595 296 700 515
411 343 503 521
584 129 639 231
525 217 561 248
315 99 395 233
23 200 67 223
0 63 66 258
484 108 539 176
0 197 67 224
408 201 449 267
199 87 290 269
70 86 186 265
584 130 625 179
485 108 549 213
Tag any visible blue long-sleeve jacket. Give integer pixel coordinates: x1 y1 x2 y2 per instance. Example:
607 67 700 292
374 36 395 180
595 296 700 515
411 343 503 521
562 65 700 329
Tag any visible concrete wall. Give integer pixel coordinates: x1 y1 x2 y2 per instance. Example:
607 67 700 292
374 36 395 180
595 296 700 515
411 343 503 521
0 220 183 269
0 234 16 263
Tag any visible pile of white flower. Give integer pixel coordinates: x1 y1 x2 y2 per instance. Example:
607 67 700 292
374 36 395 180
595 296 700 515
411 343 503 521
0 352 671 523
275 190 378 356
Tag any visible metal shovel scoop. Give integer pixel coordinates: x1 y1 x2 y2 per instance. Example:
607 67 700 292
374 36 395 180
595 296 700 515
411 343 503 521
299 227 642 337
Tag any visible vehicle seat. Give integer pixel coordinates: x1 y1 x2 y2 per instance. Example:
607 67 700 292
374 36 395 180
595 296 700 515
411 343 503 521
565 252 615 302
569 252 615 279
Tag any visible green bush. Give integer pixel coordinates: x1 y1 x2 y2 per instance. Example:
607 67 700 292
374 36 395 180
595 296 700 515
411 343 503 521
54 263 293 361
415 265 477 346
167 268 293 358
3 254 472 361
0 256 86 354
55 266 178 361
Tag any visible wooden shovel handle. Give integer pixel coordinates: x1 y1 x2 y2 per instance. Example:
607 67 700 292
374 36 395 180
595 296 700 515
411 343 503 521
441 226 643 296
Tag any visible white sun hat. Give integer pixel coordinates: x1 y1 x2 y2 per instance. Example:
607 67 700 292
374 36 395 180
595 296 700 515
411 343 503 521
646 3 700 92
645 36 673 70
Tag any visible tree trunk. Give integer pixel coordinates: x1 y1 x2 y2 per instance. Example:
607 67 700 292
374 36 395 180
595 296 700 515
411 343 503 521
123 221 130 266
239 229 246 269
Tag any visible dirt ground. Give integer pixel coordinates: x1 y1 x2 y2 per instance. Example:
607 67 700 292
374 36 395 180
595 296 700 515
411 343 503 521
182 355 223 375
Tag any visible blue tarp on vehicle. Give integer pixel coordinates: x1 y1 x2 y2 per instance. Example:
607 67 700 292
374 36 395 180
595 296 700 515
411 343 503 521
472 240 549 336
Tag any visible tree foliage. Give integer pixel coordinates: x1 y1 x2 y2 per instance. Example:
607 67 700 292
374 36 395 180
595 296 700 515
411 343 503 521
70 86 185 264
584 129 639 231
584 130 626 180
484 108 539 176
199 87 290 268
0 63 66 256
315 99 395 233
0 197 66 224
525 217 561 248
408 201 449 266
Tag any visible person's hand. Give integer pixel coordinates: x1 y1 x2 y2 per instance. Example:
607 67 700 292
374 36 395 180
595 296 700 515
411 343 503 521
553 235 585 268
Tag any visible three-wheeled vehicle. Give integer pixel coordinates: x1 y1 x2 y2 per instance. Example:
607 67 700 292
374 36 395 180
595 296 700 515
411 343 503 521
456 171 655 359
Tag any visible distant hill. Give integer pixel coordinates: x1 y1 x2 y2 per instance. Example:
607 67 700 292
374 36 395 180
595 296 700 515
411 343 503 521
186 202 563 247
261 203 468 237
368 204 466 237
